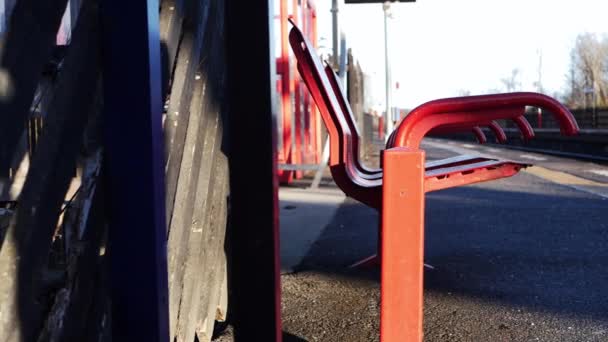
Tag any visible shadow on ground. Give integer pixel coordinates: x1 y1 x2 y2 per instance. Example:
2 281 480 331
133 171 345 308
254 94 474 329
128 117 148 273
281 173 608 341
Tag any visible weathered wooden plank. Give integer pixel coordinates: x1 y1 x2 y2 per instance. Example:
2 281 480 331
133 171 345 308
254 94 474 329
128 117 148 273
0 0 100 339
216 252 229 323
37 150 105 342
178 123 226 342
81 243 111 342
172 11 228 325
168 2 228 339
159 0 185 94
183 14 229 341
196 157 229 342
167 74 210 337
164 31 195 223
173 106 221 342
164 0 211 225
174 2 229 338
0 0 69 176
193 15 228 329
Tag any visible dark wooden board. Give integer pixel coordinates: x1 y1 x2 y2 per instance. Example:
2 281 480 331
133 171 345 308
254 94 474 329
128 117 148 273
224 0 281 339
168 1 229 339
167 73 210 337
0 0 101 338
174 92 222 342
196 154 229 341
159 0 185 94
164 0 211 225
0 0 70 175
37 151 106 342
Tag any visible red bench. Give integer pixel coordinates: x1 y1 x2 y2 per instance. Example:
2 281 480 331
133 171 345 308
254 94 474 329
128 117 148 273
291 29 543 209
323 61 508 147
323 61 540 178
289 22 579 342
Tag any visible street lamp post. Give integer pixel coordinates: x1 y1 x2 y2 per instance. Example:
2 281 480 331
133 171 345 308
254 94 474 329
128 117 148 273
332 0 339 67
584 82 597 128
344 0 415 139
593 80 597 128
383 2 393 141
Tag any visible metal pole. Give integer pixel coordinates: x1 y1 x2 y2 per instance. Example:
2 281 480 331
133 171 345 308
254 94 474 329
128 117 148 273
339 33 347 84
331 0 339 67
293 0 303 178
311 8 321 162
280 0 293 182
383 2 393 141
593 81 597 128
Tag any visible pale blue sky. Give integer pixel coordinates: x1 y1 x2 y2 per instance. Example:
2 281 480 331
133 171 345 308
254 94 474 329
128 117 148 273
314 0 608 109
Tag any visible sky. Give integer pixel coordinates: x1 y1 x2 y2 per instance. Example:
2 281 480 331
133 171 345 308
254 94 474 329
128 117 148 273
314 0 608 109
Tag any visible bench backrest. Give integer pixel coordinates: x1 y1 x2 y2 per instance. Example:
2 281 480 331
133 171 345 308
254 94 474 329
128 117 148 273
290 27 353 169
291 24 383 208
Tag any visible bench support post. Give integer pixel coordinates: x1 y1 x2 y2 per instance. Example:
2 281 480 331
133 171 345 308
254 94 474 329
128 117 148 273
381 147 425 342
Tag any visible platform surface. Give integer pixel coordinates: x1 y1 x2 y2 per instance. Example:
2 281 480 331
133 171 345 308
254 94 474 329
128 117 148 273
214 138 608 342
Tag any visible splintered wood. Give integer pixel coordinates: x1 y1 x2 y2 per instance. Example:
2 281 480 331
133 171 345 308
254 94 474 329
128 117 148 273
0 0 229 341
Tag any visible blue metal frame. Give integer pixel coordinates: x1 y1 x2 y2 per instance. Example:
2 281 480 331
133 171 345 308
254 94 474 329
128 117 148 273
101 1 169 340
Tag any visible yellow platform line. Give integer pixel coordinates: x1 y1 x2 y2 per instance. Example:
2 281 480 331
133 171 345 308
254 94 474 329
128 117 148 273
523 166 608 187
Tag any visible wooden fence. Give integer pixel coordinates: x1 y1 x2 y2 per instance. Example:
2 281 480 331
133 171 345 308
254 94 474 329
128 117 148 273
0 0 230 341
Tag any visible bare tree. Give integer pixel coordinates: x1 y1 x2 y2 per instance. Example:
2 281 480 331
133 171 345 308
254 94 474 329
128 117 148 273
501 68 521 92
565 33 608 108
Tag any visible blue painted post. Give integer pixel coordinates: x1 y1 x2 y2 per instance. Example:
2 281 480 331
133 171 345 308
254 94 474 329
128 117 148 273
100 1 169 341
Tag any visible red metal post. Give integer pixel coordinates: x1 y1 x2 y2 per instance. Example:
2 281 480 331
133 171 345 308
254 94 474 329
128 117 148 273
302 3 312 163
294 84 303 178
303 84 313 162
280 0 294 183
292 0 303 178
310 8 321 163
381 147 425 342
